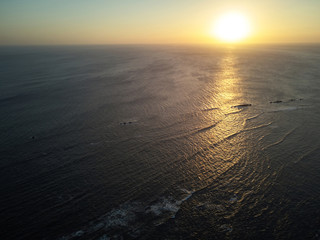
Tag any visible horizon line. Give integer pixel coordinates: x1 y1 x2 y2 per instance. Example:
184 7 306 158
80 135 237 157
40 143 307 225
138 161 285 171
1 42 320 47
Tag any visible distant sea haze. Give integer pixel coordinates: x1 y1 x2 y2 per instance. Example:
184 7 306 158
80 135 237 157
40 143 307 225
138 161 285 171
1 44 320 240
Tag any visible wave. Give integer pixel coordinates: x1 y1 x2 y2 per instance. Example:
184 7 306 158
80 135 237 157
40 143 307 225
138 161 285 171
194 120 222 134
224 122 273 142
245 112 264 122
180 121 273 176
262 127 297 151
294 146 320 164
224 109 244 116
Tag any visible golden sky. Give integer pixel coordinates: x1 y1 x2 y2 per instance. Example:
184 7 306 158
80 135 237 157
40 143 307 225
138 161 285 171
1 0 319 45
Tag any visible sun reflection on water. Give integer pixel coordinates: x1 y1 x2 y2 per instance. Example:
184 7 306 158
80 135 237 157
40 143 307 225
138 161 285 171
215 51 243 110
193 48 251 183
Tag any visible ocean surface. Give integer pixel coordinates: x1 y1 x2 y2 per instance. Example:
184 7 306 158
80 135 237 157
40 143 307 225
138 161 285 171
1 44 320 240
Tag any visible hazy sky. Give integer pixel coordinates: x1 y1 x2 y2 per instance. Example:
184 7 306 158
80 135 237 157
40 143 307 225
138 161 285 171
1 0 320 45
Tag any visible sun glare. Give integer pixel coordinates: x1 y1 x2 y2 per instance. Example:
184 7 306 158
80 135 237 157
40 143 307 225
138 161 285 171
212 12 251 43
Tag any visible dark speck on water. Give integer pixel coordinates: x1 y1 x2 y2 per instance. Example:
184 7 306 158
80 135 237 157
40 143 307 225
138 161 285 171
231 103 252 108
270 100 283 104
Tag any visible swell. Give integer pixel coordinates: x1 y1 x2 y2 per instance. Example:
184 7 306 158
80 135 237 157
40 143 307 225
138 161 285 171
244 112 264 122
152 137 277 237
193 120 222 134
63 117 274 239
177 121 273 176
223 122 273 142
294 146 320 164
262 127 297 151
224 109 244 116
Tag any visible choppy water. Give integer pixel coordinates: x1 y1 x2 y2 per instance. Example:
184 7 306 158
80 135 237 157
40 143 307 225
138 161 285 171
1 44 320 240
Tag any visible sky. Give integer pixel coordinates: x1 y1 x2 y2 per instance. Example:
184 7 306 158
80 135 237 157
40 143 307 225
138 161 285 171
1 0 320 45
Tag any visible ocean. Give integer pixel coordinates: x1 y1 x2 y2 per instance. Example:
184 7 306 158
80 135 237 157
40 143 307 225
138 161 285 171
1 44 320 240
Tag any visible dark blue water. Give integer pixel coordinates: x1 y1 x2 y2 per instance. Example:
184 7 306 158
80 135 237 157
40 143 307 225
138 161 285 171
1 45 320 240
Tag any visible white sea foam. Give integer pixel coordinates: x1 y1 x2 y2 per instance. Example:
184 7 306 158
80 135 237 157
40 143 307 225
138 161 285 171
58 189 194 240
146 189 194 218
220 224 233 232
96 235 110 240
104 208 136 227
146 198 180 216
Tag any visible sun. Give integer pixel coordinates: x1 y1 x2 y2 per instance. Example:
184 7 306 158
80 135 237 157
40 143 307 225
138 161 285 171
212 12 251 43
